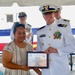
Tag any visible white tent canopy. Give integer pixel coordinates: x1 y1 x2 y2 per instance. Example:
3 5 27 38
0 0 75 6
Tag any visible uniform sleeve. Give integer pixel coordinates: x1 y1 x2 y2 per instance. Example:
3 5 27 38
36 32 42 51
57 28 75 56
10 24 15 41
66 21 71 32
3 44 14 53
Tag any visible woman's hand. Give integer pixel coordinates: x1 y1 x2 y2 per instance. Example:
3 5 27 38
26 33 32 39
21 66 30 71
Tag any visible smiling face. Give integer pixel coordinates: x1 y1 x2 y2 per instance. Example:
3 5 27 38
43 12 55 25
14 26 26 42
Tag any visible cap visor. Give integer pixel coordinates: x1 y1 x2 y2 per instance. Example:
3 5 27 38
43 12 54 14
18 16 26 18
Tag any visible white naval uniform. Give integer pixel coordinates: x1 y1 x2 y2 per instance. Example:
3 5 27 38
10 22 33 43
55 18 70 24
25 23 33 42
37 21 75 75
55 18 71 31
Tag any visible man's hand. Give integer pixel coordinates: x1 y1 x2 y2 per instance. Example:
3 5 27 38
26 33 32 39
33 68 42 75
44 47 58 54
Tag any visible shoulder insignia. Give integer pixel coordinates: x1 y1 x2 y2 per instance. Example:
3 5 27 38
27 24 31 27
58 24 67 28
14 22 19 24
14 22 19 25
63 19 70 22
38 26 45 31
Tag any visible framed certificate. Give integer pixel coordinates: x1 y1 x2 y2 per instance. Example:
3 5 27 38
26 51 49 68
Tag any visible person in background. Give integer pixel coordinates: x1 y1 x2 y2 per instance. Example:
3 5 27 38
54 5 73 68
10 12 33 43
54 6 71 31
2 23 41 75
36 4 75 75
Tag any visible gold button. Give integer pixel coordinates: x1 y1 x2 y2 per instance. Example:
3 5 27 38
49 28 51 30
48 36 50 38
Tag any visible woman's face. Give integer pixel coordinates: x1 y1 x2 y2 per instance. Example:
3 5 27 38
14 27 26 42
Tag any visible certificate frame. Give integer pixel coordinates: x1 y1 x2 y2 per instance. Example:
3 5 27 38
26 51 49 68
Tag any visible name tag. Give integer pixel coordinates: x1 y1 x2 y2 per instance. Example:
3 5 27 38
40 34 46 37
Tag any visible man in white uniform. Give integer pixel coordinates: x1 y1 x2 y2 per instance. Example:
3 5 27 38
37 4 75 75
54 6 71 31
10 12 33 43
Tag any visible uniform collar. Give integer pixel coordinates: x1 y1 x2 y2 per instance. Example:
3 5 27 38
46 20 57 28
55 18 63 23
19 21 27 25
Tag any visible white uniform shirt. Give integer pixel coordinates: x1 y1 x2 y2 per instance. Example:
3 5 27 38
55 18 71 31
37 21 75 75
25 23 33 42
10 22 33 43
55 18 70 24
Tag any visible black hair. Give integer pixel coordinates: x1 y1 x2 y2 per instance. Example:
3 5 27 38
13 22 25 34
